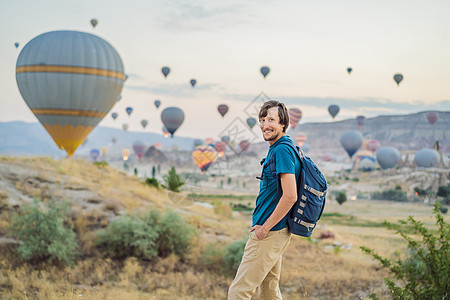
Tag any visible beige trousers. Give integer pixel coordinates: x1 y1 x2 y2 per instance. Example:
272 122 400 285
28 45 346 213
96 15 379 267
228 228 291 300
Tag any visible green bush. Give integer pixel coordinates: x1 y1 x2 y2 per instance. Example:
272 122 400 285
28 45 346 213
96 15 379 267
414 187 428 197
96 215 159 260
223 238 247 276
93 160 108 167
439 207 448 214
162 166 185 192
336 191 347 205
201 243 225 272
352 177 359 182
361 201 449 299
371 189 408 202
145 177 160 188
8 199 78 266
437 185 450 198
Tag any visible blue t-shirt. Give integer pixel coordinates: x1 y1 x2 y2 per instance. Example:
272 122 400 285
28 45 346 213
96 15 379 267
252 135 301 231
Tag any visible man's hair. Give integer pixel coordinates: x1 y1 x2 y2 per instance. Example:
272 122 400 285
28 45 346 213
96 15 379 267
258 100 289 133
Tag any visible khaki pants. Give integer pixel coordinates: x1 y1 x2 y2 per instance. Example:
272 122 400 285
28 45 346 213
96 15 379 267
228 228 291 300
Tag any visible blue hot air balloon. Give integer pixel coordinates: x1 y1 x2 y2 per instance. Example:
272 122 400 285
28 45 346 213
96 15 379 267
154 100 161 109
376 147 400 169
260 66 270 78
247 117 257 129
125 107 133 116
221 136 230 144
340 130 363 158
90 148 100 161
393 73 403 86
14 42 19 49
161 107 184 137
111 112 118 120
415 148 440 168
347 67 352 74
190 79 196 87
328 105 340 119
161 66 170 78
16 30 125 156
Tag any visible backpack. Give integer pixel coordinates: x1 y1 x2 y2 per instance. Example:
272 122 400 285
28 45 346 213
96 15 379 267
267 140 328 237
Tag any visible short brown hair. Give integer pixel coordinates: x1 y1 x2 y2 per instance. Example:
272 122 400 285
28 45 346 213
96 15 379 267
258 100 289 133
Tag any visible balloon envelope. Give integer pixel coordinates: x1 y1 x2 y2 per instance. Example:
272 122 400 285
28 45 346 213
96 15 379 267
193 139 203 147
221 136 230 144
161 66 170 78
356 115 365 128
247 117 257 129
415 148 440 168
214 141 226 153
154 100 161 109
190 79 196 87
16 30 125 156
426 112 438 126
122 148 130 161
133 140 147 159
14 42 19 48
161 107 185 137
141 119 148 129
376 146 400 169
393 73 403 85
90 19 98 28
260 66 270 78
192 145 217 172
122 123 128 131
347 67 352 74
328 105 340 119
90 148 100 161
239 140 250 152
111 112 118 120
125 107 133 116
295 132 307 147
340 130 363 158
218 104 229 117
289 108 302 129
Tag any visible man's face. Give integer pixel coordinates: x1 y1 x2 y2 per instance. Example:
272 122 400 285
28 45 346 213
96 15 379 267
259 107 285 144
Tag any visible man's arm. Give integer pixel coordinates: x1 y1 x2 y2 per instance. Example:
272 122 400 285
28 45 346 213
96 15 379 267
251 173 297 240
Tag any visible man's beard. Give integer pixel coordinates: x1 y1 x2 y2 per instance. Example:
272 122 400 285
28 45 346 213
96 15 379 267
264 131 280 141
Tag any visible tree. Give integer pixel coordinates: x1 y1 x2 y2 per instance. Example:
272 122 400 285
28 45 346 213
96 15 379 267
336 191 347 205
152 166 156 178
162 166 185 192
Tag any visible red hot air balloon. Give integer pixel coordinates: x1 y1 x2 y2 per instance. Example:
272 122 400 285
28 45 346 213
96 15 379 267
295 132 307 147
288 108 302 129
214 141 226 157
217 104 228 117
426 112 438 126
133 140 147 159
239 140 250 152
356 115 365 128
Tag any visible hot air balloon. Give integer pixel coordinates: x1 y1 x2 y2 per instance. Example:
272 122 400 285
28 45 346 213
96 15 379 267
415 148 440 168
162 126 169 138
289 108 302 129
14 42 19 49
190 79 196 87
193 139 203 147
111 112 118 120
125 107 133 116
100 147 108 156
133 140 147 159
340 130 363 158
246 117 257 129
90 19 98 28
141 119 148 129
154 100 161 109
214 141 227 157
218 104 229 117
205 138 214 146
161 66 170 78
328 105 340 119
347 67 352 75
295 132 307 147
426 112 438 126
393 73 403 86
356 115 365 128
239 140 250 152
359 156 376 171
111 137 117 144
90 148 100 161
363 139 380 153
153 143 162 151
302 143 310 153
376 147 400 169
16 31 125 156
260 66 270 79
221 136 230 144
122 148 130 161
122 123 129 131
161 107 184 137
192 145 217 172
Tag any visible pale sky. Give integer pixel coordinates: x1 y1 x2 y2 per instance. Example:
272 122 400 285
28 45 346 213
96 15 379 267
1 0 449 141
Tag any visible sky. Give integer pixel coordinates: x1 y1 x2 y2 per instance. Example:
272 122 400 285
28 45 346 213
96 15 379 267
1 0 449 141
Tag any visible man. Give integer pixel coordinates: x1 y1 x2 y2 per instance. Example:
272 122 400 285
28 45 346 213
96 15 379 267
228 100 301 299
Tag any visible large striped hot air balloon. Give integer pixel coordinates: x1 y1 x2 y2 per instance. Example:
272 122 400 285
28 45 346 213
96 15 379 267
288 108 302 129
192 145 217 172
16 31 125 156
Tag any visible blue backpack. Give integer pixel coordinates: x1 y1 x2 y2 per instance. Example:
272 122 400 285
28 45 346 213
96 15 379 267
267 140 328 237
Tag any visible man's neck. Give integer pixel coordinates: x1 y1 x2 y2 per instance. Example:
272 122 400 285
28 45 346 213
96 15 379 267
268 134 286 146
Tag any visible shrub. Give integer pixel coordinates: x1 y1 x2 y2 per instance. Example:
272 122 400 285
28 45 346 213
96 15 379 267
152 166 156 178
361 201 449 299
414 187 428 197
371 189 408 202
145 177 160 188
8 199 78 266
352 177 359 182
223 238 247 276
437 185 450 198
439 207 448 214
336 191 347 205
162 166 185 192
93 160 108 167
201 243 225 272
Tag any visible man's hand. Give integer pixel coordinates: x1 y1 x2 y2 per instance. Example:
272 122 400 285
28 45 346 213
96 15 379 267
250 225 269 240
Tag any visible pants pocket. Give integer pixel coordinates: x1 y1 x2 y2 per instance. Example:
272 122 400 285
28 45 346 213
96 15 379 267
243 232 259 258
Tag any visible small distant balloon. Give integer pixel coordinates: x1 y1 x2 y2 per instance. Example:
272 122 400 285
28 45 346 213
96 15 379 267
218 104 229 117
161 66 170 78
90 148 100 161
133 140 147 159
260 66 270 79
111 112 118 120
415 148 440 168
125 107 133 116
328 105 340 119
122 148 130 161
154 100 161 109
141 119 148 129
288 108 302 129
111 137 117 144
192 145 217 172
239 140 250 152
426 112 438 126
214 141 227 157
376 147 400 169
14 42 19 49
100 147 108 156
221 136 230 144
190 79 196 87
356 115 366 128
161 107 185 137
340 130 363 158
393 73 403 86
122 123 129 131
205 138 214 146
347 67 352 75
162 126 169 138
90 19 98 28
247 117 257 129
193 139 203 147
295 132 307 147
